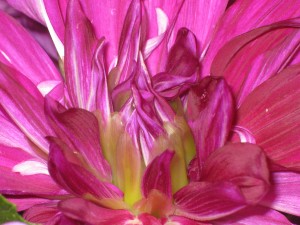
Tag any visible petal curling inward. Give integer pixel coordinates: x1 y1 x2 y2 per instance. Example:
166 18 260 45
185 76 234 167
211 18 300 106
174 181 246 221
236 65 300 170
202 143 270 204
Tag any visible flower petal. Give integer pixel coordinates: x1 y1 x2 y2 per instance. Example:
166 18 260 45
0 10 61 86
210 18 300 106
202 143 270 204
174 181 246 221
261 172 300 216
23 202 59 224
185 77 234 167
203 0 300 75
236 65 300 170
142 150 174 198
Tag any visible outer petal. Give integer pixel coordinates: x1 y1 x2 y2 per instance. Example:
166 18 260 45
59 198 133 225
236 65 300 169
202 143 270 204
23 202 59 224
185 77 234 168
0 10 61 86
261 172 300 216
142 150 174 198
203 0 300 75
174 182 246 221
215 206 292 225
211 18 300 106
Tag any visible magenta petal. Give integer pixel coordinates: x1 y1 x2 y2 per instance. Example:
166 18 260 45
59 198 133 224
45 99 112 181
217 206 291 225
211 18 300 106
202 143 270 204
185 76 234 166
0 11 61 85
236 65 300 169
174 181 246 221
169 216 212 225
0 64 53 155
48 137 122 200
142 150 174 198
261 172 300 216
203 0 300 75
23 202 59 224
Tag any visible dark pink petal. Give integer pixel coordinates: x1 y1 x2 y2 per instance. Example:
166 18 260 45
210 18 300 106
64 0 99 110
236 65 300 170
152 28 200 100
142 150 174 198
169 216 212 225
174 182 246 221
203 0 300 75
185 76 234 167
0 10 61 85
202 143 270 204
138 213 161 225
261 172 300 216
45 99 112 181
0 63 53 156
216 206 292 225
48 137 122 200
59 198 133 225
8 198 50 211
23 202 59 224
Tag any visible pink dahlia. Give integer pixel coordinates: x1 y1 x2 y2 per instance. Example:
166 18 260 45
1 0 300 224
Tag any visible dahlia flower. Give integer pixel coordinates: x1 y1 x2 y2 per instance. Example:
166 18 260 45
1 0 300 224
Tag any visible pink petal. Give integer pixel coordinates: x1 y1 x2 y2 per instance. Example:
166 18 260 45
152 28 200 100
59 198 133 225
216 206 292 225
64 0 99 110
0 10 61 85
169 216 212 225
138 213 161 225
48 137 122 200
203 0 300 75
202 143 270 204
185 77 234 167
23 202 59 224
0 64 53 156
174 181 246 221
261 172 300 216
236 65 300 170
45 99 112 181
8 198 50 211
211 18 300 106
142 150 174 198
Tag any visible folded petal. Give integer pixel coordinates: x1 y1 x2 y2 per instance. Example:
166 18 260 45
23 202 59 224
174 182 246 221
185 77 234 167
202 143 270 204
236 65 300 170
203 0 300 75
0 10 61 86
59 198 133 225
48 137 122 201
210 18 300 106
0 64 53 156
261 172 300 216
45 99 112 181
142 150 174 198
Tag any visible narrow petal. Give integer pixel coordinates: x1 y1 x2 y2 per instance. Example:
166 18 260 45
185 76 234 167
45 99 112 181
23 202 59 224
174 182 246 221
261 172 300 216
210 18 300 106
0 11 61 86
142 150 174 198
59 198 133 225
48 137 123 201
236 65 300 170
202 143 270 204
216 206 292 225
168 216 212 225
203 0 300 75
0 63 53 156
